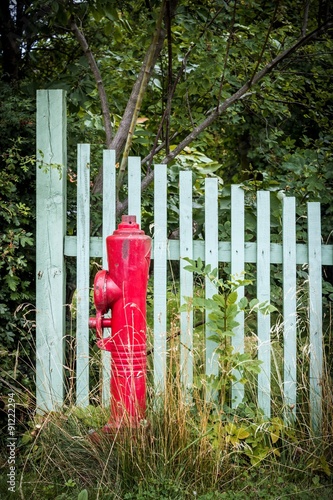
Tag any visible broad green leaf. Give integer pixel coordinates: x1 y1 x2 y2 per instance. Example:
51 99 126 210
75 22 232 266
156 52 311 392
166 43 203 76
249 298 260 309
225 423 237 435
237 427 251 440
227 291 238 305
238 296 248 310
270 430 280 444
77 490 89 500
207 334 221 344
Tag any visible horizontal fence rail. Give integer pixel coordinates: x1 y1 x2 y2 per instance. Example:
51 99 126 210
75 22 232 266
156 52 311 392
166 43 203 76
36 90 332 434
63 237 333 265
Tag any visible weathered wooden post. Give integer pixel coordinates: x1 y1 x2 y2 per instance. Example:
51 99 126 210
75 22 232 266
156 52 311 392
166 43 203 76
308 202 323 434
36 89 67 412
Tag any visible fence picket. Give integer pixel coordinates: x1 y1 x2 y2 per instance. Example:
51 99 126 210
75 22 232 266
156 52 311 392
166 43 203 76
205 178 219 381
128 157 142 226
283 196 297 420
101 149 117 406
231 185 245 407
257 191 271 418
76 144 91 407
153 165 168 393
180 171 194 392
308 202 323 433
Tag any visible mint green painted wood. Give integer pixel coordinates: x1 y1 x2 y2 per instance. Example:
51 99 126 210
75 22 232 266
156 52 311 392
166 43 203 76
101 150 117 406
102 150 116 264
36 89 67 412
64 236 101 257
153 165 168 393
76 144 91 407
282 197 297 420
128 157 142 226
308 202 323 433
205 178 219 380
231 185 245 407
63 236 333 267
257 191 271 418
180 171 193 392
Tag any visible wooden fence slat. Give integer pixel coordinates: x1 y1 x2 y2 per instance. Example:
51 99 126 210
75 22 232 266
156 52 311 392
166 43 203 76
308 202 323 433
257 191 271 418
36 89 67 412
231 185 245 407
180 171 194 392
205 178 219 380
76 144 91 407
128 157 141 226
101 149 116 406
283 196 297 420
153 165 168 393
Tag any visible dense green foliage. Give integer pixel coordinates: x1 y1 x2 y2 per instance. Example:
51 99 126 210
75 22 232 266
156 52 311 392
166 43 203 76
0 86 35 396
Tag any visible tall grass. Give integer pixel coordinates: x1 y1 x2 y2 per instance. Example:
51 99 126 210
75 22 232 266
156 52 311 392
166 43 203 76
1 293 333 499
5 314 331 500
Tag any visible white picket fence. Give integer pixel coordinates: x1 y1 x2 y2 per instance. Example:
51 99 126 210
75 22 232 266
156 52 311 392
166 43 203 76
36 90 332 432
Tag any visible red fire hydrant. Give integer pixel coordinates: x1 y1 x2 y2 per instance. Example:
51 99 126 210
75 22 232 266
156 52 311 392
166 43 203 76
89 215 151 429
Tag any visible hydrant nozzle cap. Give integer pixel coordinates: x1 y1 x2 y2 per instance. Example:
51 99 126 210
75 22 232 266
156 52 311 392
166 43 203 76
119 215 140 230
122 215 137 224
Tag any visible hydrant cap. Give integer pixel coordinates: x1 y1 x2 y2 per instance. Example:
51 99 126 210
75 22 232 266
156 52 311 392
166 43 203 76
118 215 140 230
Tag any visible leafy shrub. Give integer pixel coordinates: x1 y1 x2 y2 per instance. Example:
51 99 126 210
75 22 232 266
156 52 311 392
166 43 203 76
0 85 36 429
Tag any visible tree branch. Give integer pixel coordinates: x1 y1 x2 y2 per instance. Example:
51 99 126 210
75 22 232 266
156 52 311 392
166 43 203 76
248 0 280 86
302 0 310 37
147 44 193 172
148 5 225 171
92 1 178 196
163 19 332 162
115 0 168 197
115 18 333 217
71 18 113 149
216 0 237 107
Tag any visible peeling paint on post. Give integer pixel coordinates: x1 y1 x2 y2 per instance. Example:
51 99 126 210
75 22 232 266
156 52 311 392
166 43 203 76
36 90 67 412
